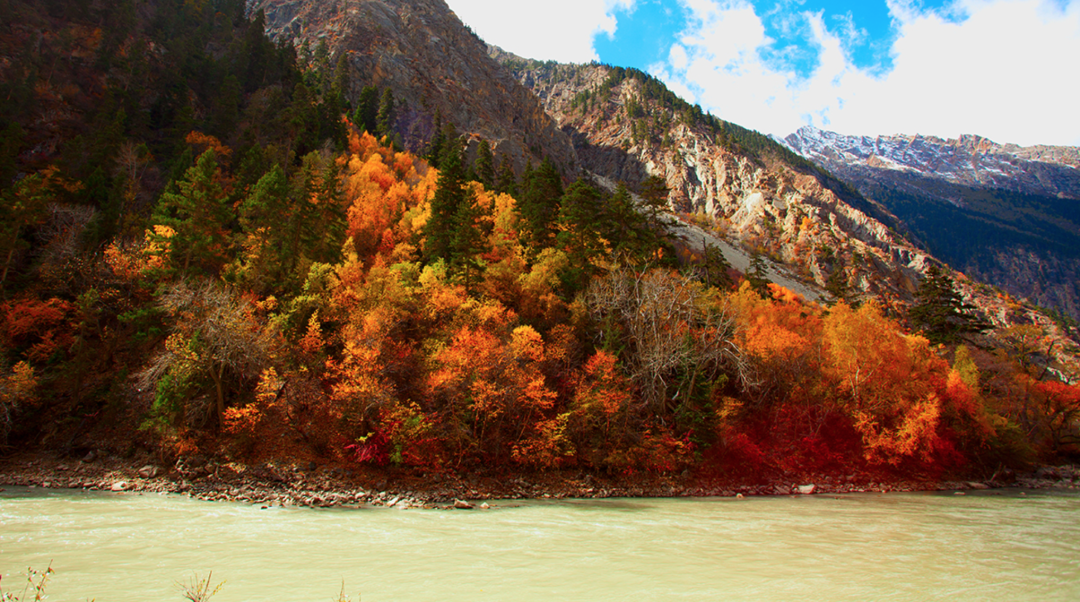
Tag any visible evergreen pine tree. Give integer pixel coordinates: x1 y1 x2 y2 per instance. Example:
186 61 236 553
637 175 670 227
518 158 563 250
376 87 395 139
331 55 350 110
153 149 232 275
826 267 852 306
908 264 991 344
745 252 771 297
556 179 605 292
474 139 494 188
424 138 489 288
603 182 655 263
354 85 379 134
424 138 468 265
494 153 517 196
703 243 733 290
427 111 446 169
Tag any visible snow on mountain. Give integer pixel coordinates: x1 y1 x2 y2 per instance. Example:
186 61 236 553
779 126 1080 201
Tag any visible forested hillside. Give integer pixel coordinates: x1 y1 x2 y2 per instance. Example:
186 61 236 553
1 0 1078 484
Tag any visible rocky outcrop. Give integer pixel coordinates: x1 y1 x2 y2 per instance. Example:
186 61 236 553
498 60 935 309
251 0 577 173
497 59 1080 372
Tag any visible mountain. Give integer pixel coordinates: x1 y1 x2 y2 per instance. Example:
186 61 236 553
250 0 577 175
780 126 1080 319
780 126 1080 200
4 0 1080 483
248 3 1058 324
492 57 942 308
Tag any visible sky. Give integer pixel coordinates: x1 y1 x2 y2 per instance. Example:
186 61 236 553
445 0 1080 146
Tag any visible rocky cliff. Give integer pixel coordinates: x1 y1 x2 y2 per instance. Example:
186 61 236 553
779 126 1080 319
250 0 577 173
495 58 939 310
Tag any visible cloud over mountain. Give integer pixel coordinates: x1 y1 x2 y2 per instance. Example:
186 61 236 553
449 0 1080 146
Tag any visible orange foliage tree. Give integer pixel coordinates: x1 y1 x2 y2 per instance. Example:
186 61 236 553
427 322 558 466
822 301 965 467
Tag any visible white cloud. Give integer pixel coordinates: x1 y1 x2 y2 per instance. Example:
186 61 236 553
652 0 1080 146
445 0 635 63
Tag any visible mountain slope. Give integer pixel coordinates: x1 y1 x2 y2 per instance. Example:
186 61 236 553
251 0 577 174
494 58 939 310
781 126 1080 319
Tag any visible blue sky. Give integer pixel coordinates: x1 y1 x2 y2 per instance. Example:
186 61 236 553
446 0 1080 146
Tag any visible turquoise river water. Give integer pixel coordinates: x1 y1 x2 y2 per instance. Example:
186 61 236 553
1 486 1078 601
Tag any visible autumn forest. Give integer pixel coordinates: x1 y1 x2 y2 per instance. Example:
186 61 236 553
1 0 1078 487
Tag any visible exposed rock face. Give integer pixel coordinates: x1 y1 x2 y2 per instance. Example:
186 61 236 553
250 0 576 173
498 59 934 309
779 126 1080 319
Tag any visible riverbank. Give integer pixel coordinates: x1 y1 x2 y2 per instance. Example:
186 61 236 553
2 452 1078 509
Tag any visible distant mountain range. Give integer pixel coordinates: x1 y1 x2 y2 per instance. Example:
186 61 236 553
778 126 1080 319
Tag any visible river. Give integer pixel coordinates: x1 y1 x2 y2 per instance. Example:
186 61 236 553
2 487 1078 601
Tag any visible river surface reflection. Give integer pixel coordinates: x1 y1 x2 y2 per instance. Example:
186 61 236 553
2 487 1078 601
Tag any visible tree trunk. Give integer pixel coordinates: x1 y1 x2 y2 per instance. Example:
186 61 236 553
210 363 226 430
1 244 16 287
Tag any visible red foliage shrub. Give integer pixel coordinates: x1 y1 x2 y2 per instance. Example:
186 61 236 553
0 296 74 362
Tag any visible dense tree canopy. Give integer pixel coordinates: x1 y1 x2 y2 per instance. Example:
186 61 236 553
0 0 1075 481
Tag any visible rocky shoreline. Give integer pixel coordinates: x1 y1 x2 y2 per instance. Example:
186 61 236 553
2 452 1078 510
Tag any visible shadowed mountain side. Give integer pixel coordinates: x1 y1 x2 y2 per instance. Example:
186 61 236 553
251 0 578 175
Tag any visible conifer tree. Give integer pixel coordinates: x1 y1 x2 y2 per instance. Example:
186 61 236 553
427 111 446 169
474 139 494 188
637 175 670 226
153 149 232 275
826 267 852 306
354 85 379 134
237 164 289 287
703 243 733 290
494 154 517 196
0 171 52 287
376 88 395 139
518 158 563 250
557 179 605 292
745 252 771 297
908 264 990 344
425 138 471 267
603 182 654 262
331 55 350 108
